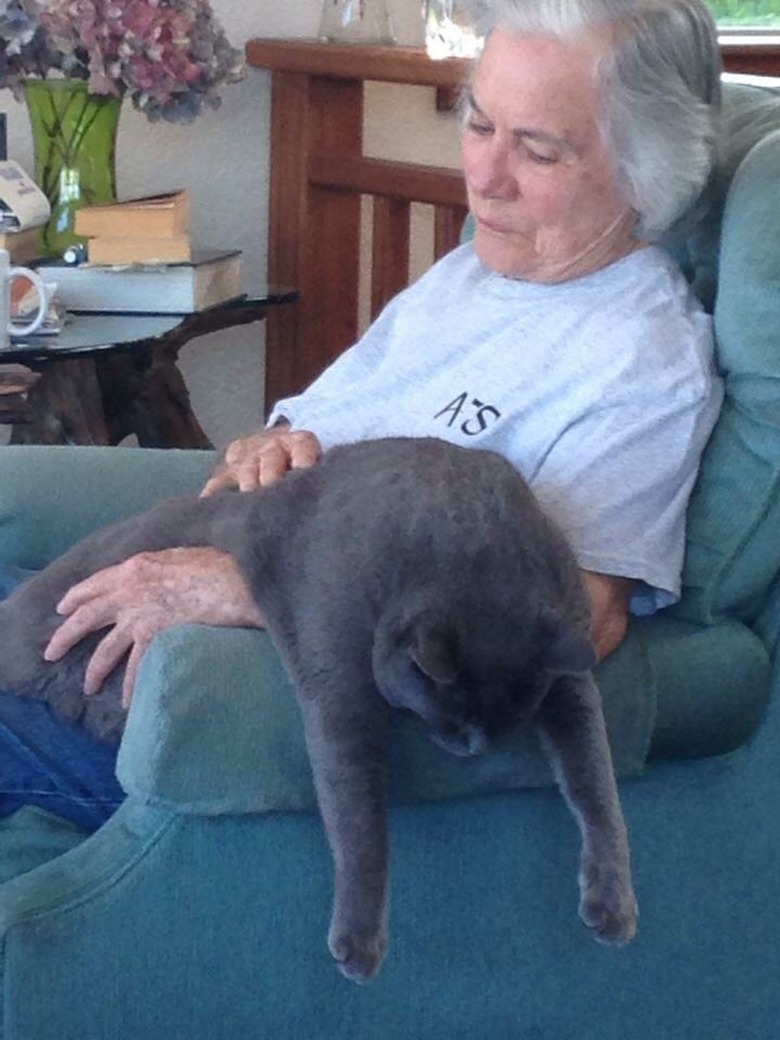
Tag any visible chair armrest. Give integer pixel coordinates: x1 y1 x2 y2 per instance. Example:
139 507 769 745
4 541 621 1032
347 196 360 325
0 445 217 569
117 625 318 813
116 621 658 816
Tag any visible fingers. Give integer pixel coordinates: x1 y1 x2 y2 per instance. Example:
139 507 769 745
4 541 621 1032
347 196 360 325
199 466 237 498
121 642 148 709
46 607 134 697
44 600 114 663
44 561 132 663
288 431 322 471
83 625 135 697
254 441 293 489
54 565 121 616
200 429 322 497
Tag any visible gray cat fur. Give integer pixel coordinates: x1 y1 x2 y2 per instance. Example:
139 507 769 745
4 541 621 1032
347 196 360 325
0 436 637 982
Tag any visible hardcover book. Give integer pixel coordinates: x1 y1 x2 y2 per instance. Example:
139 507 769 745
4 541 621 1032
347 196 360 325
73 189 190 240
42 249 243 314
87 234 192 265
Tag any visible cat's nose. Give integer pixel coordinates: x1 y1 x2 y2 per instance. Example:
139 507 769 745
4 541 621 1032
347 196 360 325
463 726 489 755
432 723 489 757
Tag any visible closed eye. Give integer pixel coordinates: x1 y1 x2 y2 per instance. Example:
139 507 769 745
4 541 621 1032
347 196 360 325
466 119 493 137
525 147 559 165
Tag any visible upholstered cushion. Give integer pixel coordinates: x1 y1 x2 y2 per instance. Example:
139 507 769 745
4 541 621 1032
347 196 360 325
0 445 216 570
671 122 780 627
116 621 657 813
114 610 769 815
645 614 770 760
661 78 780 312
0 806 85 884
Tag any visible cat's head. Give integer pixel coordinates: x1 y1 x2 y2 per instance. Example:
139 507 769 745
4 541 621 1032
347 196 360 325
372 604 595 756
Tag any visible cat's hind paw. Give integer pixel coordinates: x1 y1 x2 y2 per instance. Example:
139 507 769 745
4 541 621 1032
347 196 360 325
328 929 387 984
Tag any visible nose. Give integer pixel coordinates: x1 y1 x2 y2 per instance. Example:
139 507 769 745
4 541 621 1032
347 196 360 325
463 137 518 201
431 722 490 757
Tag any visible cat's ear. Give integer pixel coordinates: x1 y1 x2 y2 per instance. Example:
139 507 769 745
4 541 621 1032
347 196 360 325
538 607 597 674
409 621 459 684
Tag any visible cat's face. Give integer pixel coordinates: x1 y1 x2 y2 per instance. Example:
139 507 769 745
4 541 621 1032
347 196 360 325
373 607 595 756
392 667 546 757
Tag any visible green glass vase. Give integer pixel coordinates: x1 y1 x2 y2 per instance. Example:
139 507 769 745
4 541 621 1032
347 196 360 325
23 79 121 258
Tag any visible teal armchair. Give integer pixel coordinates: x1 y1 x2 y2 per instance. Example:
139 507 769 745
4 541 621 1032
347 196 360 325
0 77 779 1039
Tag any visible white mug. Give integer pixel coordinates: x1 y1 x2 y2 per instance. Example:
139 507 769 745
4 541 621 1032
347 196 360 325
0 248 47 343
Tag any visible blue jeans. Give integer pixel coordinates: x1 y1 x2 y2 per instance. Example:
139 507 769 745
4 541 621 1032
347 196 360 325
0 566 124 833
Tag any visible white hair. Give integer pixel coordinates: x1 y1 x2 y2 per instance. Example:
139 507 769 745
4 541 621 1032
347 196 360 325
474 0 722 238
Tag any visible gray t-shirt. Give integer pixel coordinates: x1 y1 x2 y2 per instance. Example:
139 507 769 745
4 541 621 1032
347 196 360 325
269 242 723 614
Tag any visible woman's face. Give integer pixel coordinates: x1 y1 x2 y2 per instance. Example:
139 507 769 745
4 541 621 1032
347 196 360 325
461 27 638 283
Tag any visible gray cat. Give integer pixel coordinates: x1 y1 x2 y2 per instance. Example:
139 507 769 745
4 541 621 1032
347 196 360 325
0 436 637 981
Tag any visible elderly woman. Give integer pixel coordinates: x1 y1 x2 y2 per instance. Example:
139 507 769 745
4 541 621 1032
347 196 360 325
7 0 724 829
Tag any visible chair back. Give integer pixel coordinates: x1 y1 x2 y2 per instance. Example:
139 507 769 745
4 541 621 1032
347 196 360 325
664 78 780 625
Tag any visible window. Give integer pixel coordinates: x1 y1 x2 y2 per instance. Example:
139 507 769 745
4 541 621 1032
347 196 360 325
708 1 780 30
711 0 780 77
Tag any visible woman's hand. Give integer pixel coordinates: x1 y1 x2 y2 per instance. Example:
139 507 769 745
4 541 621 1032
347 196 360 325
200 425 322 497
44 546 265 707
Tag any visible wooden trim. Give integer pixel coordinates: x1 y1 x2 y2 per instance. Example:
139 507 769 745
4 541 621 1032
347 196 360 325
309 154 466 207
248 37 780 85
246 39 470 88
306 76 364 367
434 206 468 261
264 70 363 407
720 38 780 77
264 71 309 409
371 197 410 320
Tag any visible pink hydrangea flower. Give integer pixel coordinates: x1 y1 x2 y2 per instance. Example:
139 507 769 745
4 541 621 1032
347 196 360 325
1 0 243 122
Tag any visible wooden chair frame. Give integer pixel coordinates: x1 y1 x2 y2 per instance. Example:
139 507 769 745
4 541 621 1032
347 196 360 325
245 41 469 410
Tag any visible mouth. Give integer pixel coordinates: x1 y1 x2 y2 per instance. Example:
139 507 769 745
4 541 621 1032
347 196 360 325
474 215 511 235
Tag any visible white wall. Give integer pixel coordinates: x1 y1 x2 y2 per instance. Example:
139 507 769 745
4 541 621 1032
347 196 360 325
2 0 463 449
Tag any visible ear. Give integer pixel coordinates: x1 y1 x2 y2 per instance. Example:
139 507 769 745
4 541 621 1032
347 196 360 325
538 608 597 674
409 621 459 684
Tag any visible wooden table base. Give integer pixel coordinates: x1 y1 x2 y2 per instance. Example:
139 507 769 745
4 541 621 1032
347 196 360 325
3 297 294 449
9 348 211 449
0 365 40 427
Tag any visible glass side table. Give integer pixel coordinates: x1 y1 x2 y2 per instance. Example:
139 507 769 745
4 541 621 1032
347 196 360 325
0 287 298 449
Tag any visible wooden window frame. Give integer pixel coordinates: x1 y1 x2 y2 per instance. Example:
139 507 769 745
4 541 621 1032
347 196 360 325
720 36 780 77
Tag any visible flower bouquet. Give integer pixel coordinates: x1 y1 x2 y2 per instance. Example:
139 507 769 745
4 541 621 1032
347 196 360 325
0 0 245 254
0 0 244 122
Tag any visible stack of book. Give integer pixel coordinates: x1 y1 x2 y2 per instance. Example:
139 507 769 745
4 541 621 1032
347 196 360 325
74 189 192 265
43 188 245 314
41 248 244 315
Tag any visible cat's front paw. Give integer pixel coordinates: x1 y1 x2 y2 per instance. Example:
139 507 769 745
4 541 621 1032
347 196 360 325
579 862 638 946
328 926 387 984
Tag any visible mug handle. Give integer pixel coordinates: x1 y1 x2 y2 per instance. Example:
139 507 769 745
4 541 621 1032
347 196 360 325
8 267 48 336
